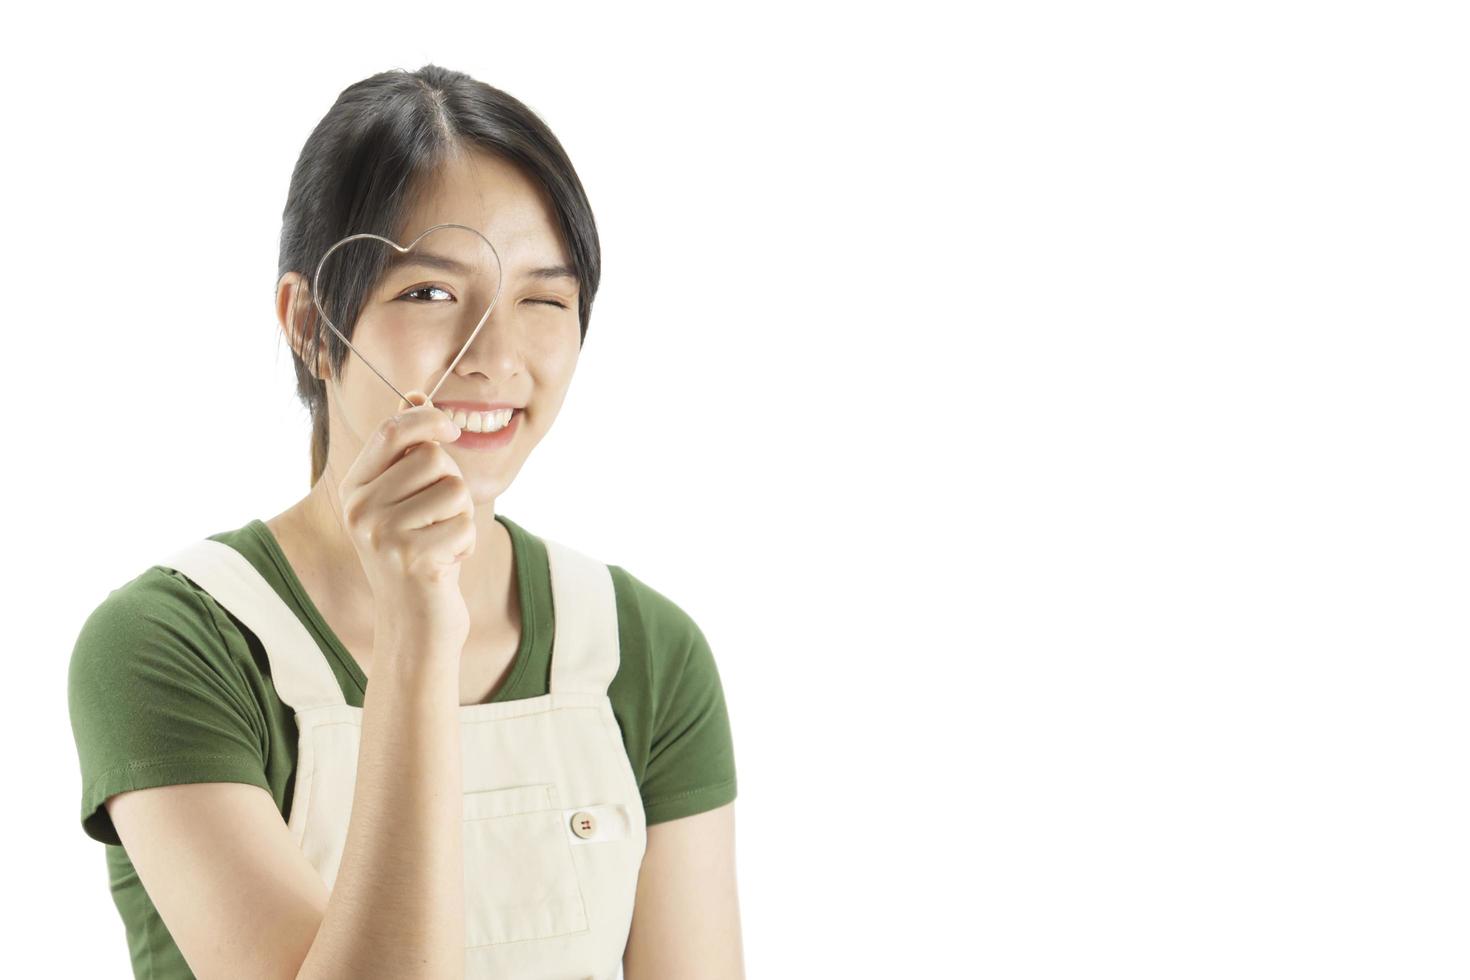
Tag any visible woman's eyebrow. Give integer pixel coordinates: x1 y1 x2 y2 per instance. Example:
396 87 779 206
382 250 470 276
521 264 577 283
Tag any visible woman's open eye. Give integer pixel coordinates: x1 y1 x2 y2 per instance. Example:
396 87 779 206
400 285 454 302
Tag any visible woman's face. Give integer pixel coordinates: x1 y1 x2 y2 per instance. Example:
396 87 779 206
286 148 583 505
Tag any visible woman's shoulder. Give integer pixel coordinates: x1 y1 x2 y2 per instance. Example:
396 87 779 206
76 562 219 641
69 525 264 683
67 553 271 847
598 561 738 825
607 562 708 651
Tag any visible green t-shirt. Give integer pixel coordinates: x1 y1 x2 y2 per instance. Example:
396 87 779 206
68 513 737 978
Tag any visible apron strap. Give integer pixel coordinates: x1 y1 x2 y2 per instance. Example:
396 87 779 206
157 538 347 712
542 537 621 696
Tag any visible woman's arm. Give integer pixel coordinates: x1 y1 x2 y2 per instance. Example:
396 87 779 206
107 630 466 980
295 633 465 978
623 801 745 979
106 781 331 980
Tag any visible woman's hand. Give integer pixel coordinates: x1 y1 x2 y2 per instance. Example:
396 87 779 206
337 390 473 647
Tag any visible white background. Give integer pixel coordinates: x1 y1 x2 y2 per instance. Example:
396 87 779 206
7 1 1467 976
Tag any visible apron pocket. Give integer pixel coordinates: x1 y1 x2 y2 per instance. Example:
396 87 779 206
463 782 590 948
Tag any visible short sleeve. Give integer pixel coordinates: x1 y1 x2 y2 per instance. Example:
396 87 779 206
626 574 738 825
67 567 270 846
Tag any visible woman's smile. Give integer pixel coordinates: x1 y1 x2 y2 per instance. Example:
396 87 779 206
433 399 520 429
438 403 524 450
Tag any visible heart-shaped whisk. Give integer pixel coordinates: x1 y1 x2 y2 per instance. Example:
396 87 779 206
309 221 504 408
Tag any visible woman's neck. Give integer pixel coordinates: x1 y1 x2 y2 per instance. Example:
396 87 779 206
268 478 515 634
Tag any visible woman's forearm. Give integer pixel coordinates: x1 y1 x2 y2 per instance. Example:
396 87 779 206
296 632 464 979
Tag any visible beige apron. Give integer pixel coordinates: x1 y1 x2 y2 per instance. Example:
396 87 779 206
158 533 648 980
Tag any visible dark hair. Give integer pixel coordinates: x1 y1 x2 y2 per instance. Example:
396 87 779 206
277 65 600 487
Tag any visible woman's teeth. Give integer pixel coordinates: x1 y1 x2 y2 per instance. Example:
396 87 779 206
440 406 515 433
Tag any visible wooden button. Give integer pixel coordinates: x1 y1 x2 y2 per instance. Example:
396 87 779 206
570 810 597 839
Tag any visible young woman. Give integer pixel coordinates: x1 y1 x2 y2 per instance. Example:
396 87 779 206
67 65 743 979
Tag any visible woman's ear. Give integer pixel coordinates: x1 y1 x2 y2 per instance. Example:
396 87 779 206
276 271 328 381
